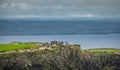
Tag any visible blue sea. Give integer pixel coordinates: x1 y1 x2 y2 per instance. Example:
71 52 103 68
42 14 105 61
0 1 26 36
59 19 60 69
0 19 120 49
0 20 120 35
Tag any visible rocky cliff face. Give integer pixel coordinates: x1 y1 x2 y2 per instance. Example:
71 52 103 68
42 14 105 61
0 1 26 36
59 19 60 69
0 45 120 70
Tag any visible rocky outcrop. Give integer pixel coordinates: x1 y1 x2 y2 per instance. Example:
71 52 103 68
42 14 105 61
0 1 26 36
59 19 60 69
0 45 120 70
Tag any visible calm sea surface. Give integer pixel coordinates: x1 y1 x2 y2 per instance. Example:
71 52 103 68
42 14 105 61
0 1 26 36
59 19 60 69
0 20 120 35
0 19 120 49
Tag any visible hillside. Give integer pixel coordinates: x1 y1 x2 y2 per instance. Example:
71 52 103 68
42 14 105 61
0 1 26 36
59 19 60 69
0 44 120 70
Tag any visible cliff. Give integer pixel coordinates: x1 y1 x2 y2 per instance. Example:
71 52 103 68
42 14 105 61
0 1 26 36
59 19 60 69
0 44 120 70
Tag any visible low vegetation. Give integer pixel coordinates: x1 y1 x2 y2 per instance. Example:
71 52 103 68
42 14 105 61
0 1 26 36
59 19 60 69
85 48 120 56
0 42 40 52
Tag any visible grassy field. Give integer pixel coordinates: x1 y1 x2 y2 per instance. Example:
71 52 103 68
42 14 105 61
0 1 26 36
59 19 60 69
88 48 120 52
85 48 120 56
0 42 40 52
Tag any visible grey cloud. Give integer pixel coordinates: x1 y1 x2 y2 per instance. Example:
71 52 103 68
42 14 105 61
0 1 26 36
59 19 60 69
0 0 120 18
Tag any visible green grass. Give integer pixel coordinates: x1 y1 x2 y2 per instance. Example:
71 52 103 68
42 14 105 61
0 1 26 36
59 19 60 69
0 43 39 52
51 46 60 51
84 48 120 56
89 48 120 53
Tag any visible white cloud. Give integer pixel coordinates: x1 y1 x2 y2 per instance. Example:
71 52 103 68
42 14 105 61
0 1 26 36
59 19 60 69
72 13 94 18
10 15 39 18
18 3 29 10
2 15 59 18
2 14 69 19
0 3 30 10
11 3 16 8
82 14 94 17
0 13 119 19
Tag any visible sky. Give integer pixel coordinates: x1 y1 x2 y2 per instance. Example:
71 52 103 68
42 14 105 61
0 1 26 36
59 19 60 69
0 0 120 19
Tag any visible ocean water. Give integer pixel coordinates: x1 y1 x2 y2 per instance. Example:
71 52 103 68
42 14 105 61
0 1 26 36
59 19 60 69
0 20 120 35
0 19 120 49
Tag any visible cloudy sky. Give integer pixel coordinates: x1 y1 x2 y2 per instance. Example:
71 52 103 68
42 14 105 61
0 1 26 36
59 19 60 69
0 0 120 19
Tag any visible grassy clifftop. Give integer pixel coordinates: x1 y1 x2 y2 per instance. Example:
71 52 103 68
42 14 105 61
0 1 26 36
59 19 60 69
0 44 120 70
0 42 41 52
84 48 120 56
